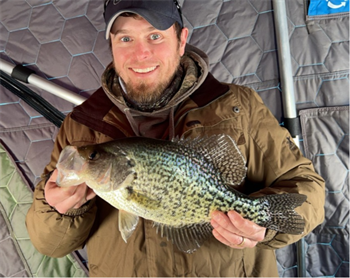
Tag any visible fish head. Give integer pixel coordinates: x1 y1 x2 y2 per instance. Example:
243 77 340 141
56 143 135 192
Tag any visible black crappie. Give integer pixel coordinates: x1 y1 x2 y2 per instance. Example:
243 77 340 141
56 134 306 253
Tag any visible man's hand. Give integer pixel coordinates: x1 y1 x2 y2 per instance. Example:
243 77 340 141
211 211 266 249
44 169 96 214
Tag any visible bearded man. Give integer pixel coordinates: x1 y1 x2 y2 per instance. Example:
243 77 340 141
26 1 325 276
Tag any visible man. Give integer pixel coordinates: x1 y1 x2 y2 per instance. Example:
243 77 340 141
26 0 325 276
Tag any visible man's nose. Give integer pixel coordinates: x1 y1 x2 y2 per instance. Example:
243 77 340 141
134 41 151 60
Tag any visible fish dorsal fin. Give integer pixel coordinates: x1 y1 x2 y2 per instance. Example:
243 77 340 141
118 210 139 243
153 222 213 253
173 134 247 186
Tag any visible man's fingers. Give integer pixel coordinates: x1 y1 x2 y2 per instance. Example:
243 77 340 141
86 187 96 201
212 226 257 249
227 211 266 242
52 183 88 213
211 219 246 245
48 169 58 182
73 187 96 209
44 169 95 214
211 210 266 249
45 170 78 202
45 180 78 207
211 211 239 234
210 211 246 247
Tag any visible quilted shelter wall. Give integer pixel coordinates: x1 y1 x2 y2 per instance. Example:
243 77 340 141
0 140 87 277
0 0 349 277
300 106 349 277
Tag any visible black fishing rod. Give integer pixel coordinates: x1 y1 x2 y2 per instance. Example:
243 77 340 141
0 69 65 128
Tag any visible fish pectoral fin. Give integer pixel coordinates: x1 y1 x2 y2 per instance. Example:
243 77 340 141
153 222 213 253
127 190 161 210
118 210 139 243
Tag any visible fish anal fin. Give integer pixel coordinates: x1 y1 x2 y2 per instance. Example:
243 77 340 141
153 222 213 253
118 210 139 242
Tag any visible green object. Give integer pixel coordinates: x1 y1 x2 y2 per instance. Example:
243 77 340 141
0 142 87 277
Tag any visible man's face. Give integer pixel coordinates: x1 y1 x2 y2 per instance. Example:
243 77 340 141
110 16 188 106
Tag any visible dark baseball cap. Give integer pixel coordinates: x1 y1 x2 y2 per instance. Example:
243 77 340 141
104 0 184 39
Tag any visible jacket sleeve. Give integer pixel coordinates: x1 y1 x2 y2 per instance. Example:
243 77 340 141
25 115 97 258
239 87 325 249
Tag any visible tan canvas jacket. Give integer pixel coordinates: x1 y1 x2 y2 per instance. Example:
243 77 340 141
26 46 325 277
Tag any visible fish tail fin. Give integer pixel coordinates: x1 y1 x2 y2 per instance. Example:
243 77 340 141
262 193 307 235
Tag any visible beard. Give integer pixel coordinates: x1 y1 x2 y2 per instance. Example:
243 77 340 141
122 68 177 106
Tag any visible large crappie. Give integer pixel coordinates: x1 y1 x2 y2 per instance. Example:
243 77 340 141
56 134 306 253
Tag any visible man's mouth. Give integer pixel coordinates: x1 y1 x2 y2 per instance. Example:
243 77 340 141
131 66 157 74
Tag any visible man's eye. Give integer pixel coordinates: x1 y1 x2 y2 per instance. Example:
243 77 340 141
121 37 131 42
150 34 161 40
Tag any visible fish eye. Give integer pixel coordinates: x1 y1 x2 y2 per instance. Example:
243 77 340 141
88 151 100 160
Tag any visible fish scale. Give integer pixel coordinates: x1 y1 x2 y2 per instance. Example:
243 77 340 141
56 134 307 253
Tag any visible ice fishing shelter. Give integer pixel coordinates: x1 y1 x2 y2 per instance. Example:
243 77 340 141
0 0 349 277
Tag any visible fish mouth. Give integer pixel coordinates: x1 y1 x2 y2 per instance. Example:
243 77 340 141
56 145 86 187
56 169 84 187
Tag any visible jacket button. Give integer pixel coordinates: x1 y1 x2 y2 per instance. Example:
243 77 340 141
233 106 240 113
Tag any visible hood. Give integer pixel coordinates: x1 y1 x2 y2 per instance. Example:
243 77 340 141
101 44 209 140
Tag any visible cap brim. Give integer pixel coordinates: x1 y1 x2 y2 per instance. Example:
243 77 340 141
105 9 177 40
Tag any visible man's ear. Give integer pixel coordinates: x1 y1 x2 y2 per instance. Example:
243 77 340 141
179 27 189 56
